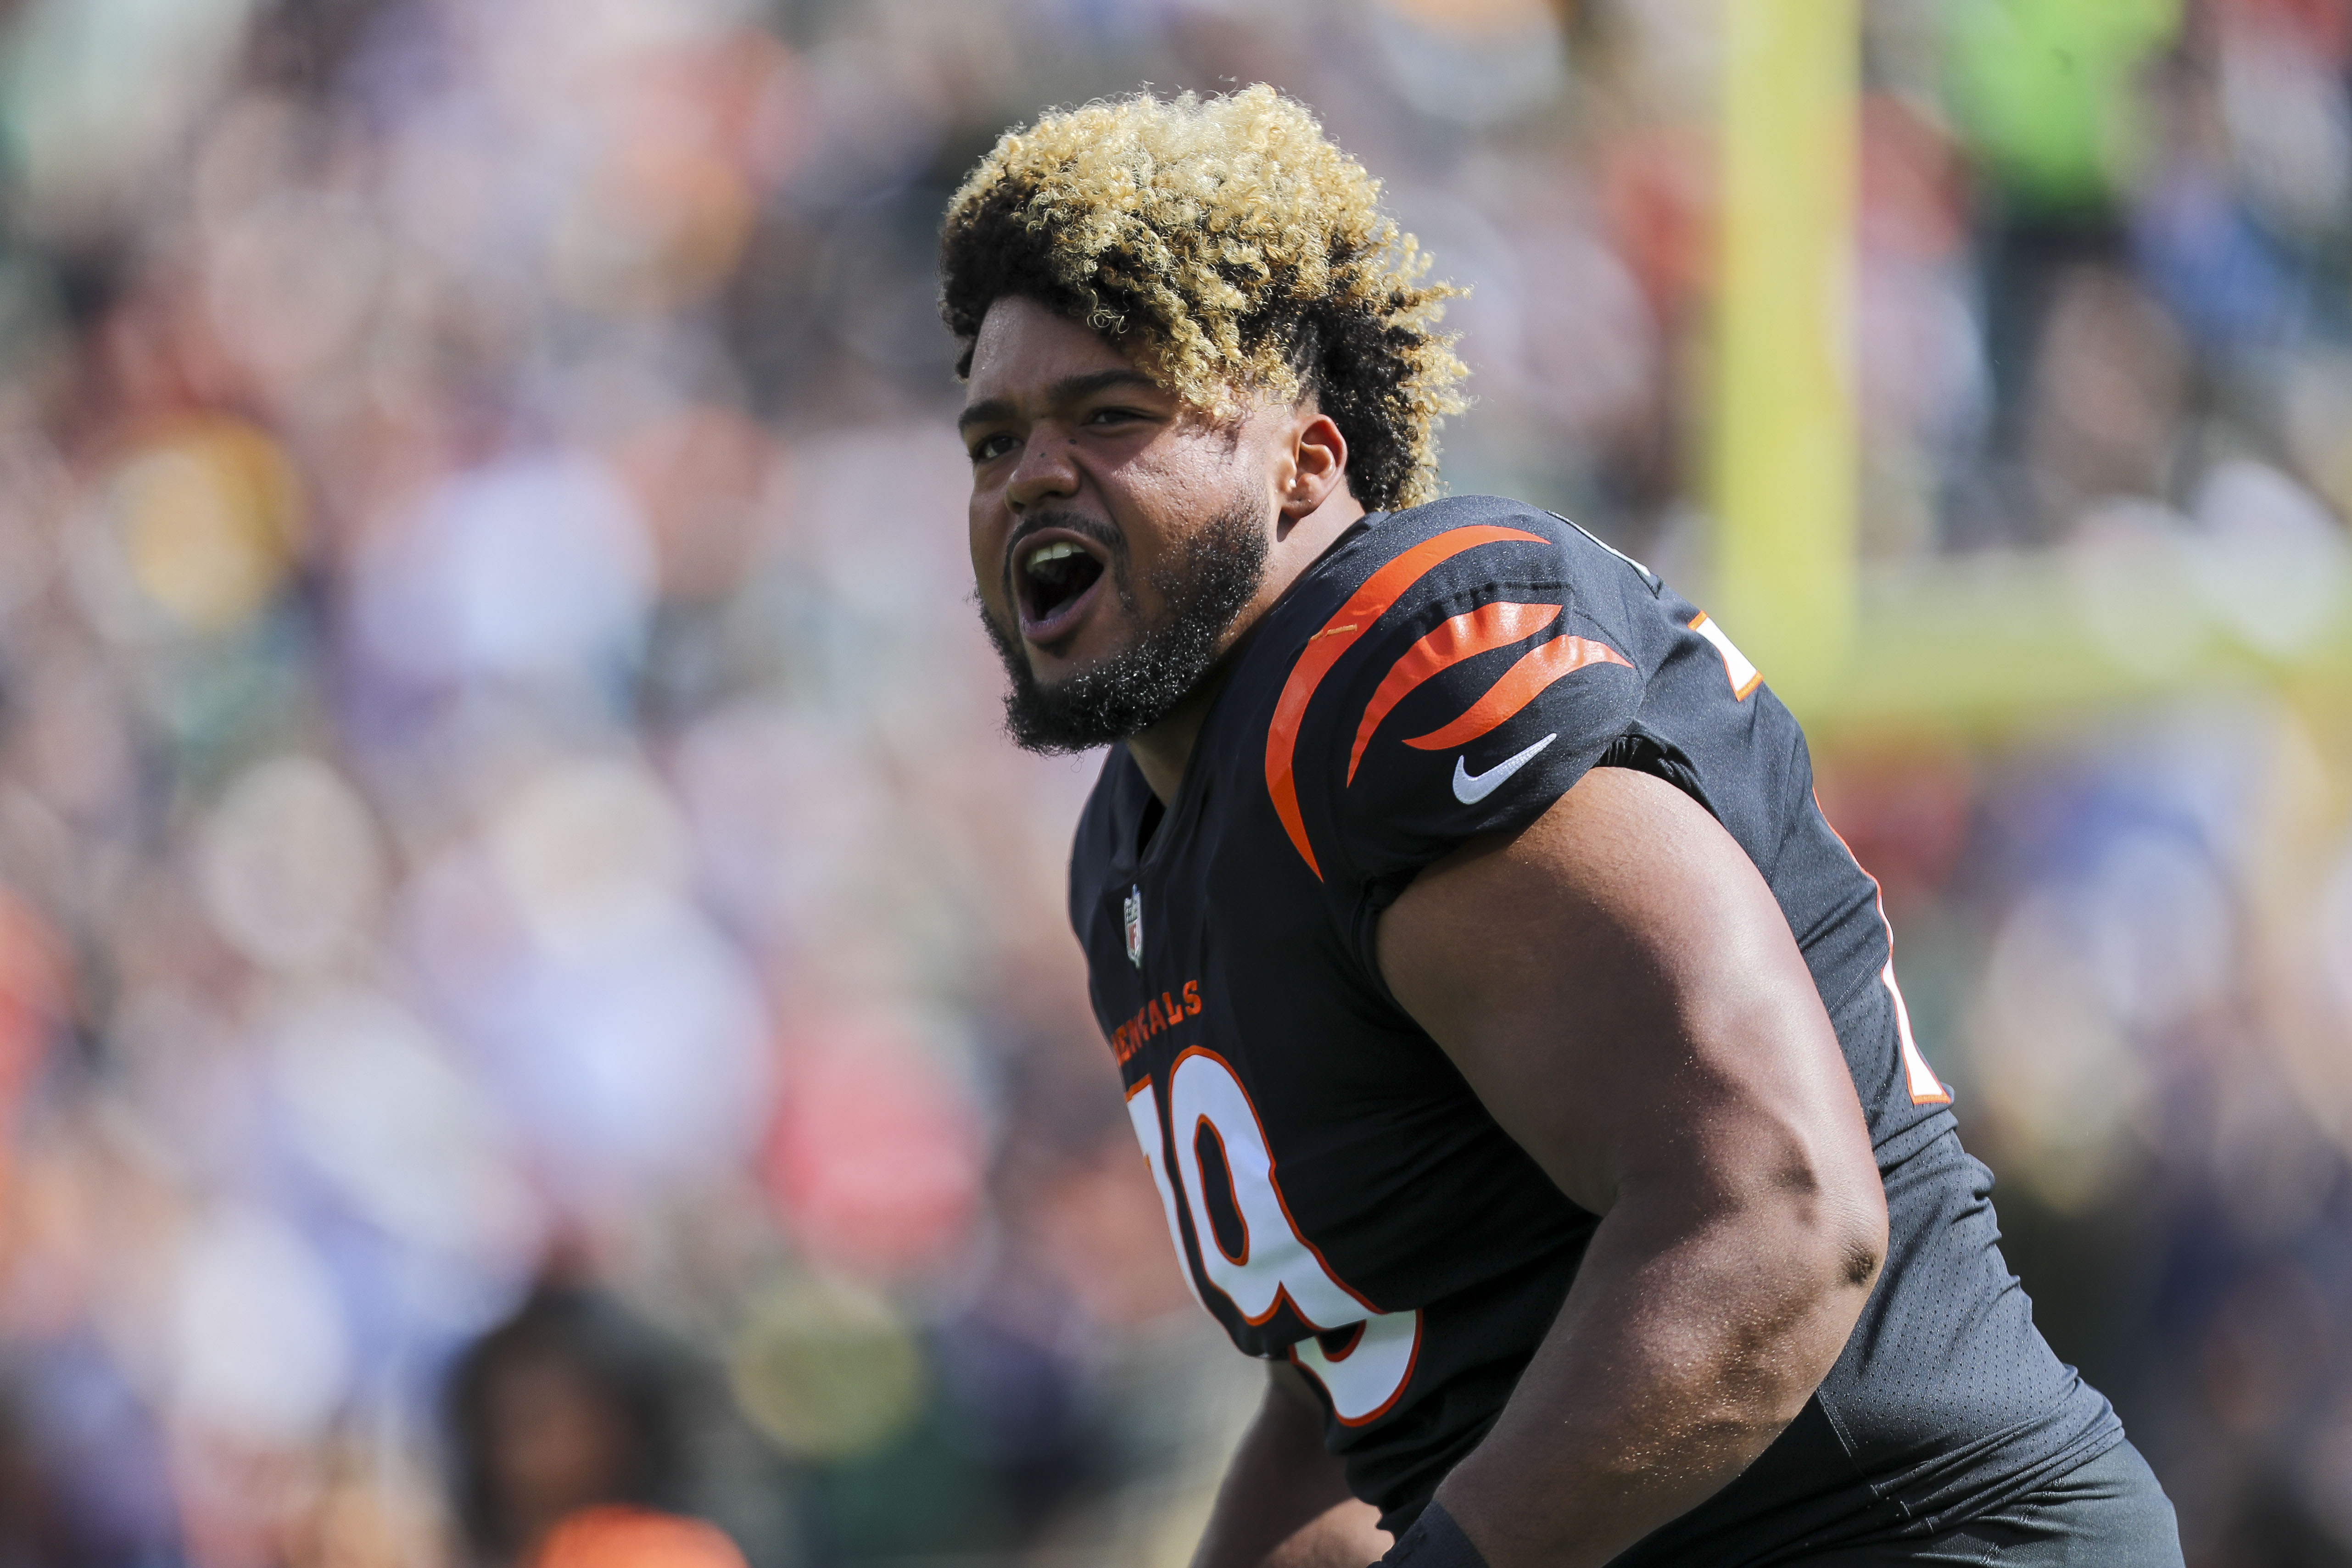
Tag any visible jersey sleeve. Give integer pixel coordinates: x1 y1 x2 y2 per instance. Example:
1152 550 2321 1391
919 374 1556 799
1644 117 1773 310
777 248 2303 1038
1280 543 1646 921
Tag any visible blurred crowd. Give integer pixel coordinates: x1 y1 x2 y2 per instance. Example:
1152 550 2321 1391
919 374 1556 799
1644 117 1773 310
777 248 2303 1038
0 0 2343 1564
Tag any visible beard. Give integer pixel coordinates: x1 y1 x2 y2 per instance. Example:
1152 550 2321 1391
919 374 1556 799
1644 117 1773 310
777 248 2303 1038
978 502 1271 755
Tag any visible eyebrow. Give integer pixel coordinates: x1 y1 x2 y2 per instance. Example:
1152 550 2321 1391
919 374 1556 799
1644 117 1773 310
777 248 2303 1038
956 368 1163 433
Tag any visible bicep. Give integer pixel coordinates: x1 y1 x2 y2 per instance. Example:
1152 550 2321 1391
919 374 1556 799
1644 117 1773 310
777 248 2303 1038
1374 766 1875 1225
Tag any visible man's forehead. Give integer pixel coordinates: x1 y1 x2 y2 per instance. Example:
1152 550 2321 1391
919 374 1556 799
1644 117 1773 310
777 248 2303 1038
958 295 1305 434
964 296 1149 401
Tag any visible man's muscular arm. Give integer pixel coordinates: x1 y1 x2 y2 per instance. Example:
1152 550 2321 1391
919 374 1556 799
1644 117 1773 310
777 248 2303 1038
1374 766 1888 1568
1193 1362 1391 1568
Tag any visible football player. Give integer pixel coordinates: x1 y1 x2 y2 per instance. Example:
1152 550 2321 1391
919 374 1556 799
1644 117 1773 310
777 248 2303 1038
941 87 2184 1568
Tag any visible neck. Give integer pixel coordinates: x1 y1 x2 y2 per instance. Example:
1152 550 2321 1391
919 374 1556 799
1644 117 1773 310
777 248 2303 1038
1125 487 1366 803
1125 663 1232 804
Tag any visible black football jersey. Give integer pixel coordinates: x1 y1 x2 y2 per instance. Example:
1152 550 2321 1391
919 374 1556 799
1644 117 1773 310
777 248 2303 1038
1068 496 2122 1560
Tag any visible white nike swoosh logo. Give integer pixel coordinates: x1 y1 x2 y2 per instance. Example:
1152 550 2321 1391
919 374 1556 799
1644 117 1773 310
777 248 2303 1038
1452 733 1558 804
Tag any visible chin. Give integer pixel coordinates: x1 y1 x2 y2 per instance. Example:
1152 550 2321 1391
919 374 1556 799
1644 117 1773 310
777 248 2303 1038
1023 641 1107 687
1024 614 1138 682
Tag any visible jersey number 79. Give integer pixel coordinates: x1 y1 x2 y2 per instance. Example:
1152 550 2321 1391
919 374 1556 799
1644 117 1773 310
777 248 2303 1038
1126 1049 1422 1424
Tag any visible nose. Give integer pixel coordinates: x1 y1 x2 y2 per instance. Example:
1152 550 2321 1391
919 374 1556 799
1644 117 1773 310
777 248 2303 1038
1005 426 1079 513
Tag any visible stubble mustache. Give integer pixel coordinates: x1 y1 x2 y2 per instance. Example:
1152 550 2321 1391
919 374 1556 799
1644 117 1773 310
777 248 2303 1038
974 500 1270 756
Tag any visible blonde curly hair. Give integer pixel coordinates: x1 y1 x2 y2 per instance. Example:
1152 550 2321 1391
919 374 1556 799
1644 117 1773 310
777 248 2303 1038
939 86 1469 512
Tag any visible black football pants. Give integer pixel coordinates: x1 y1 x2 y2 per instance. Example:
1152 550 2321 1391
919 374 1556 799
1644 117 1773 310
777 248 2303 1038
1793 1442 2184 1566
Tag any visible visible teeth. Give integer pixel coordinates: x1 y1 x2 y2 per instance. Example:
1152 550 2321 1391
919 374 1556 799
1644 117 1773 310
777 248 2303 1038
1024 541 1081 574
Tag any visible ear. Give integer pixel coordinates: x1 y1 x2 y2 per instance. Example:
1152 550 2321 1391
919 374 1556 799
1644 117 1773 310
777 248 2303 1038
1278 410 1351 524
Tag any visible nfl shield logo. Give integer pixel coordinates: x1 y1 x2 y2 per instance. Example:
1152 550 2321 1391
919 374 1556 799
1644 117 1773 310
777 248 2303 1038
1123 885 1143 967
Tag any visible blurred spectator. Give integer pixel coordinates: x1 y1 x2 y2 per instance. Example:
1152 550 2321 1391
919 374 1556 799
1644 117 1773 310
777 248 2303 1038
447 1280 781 1568
449 1284 686 1566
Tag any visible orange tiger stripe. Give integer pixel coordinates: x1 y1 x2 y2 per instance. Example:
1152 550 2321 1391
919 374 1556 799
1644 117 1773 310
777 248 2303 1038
1402 635 1632 751
1346 601 1559 785
1265 526 1548 877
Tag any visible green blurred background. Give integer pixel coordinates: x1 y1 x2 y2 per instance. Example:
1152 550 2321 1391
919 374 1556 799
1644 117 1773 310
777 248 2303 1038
0 1 2346 1565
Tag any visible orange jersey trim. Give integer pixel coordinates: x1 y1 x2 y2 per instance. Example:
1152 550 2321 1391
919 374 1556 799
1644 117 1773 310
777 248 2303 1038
1294 1309 1425 1428
1688 611 1764 701
1265 526 1548 877
1403 634 1631 752
1346 601 1561 785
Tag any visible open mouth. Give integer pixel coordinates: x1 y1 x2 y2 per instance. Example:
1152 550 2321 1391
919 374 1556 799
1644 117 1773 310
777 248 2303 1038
1013 533 1109 643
